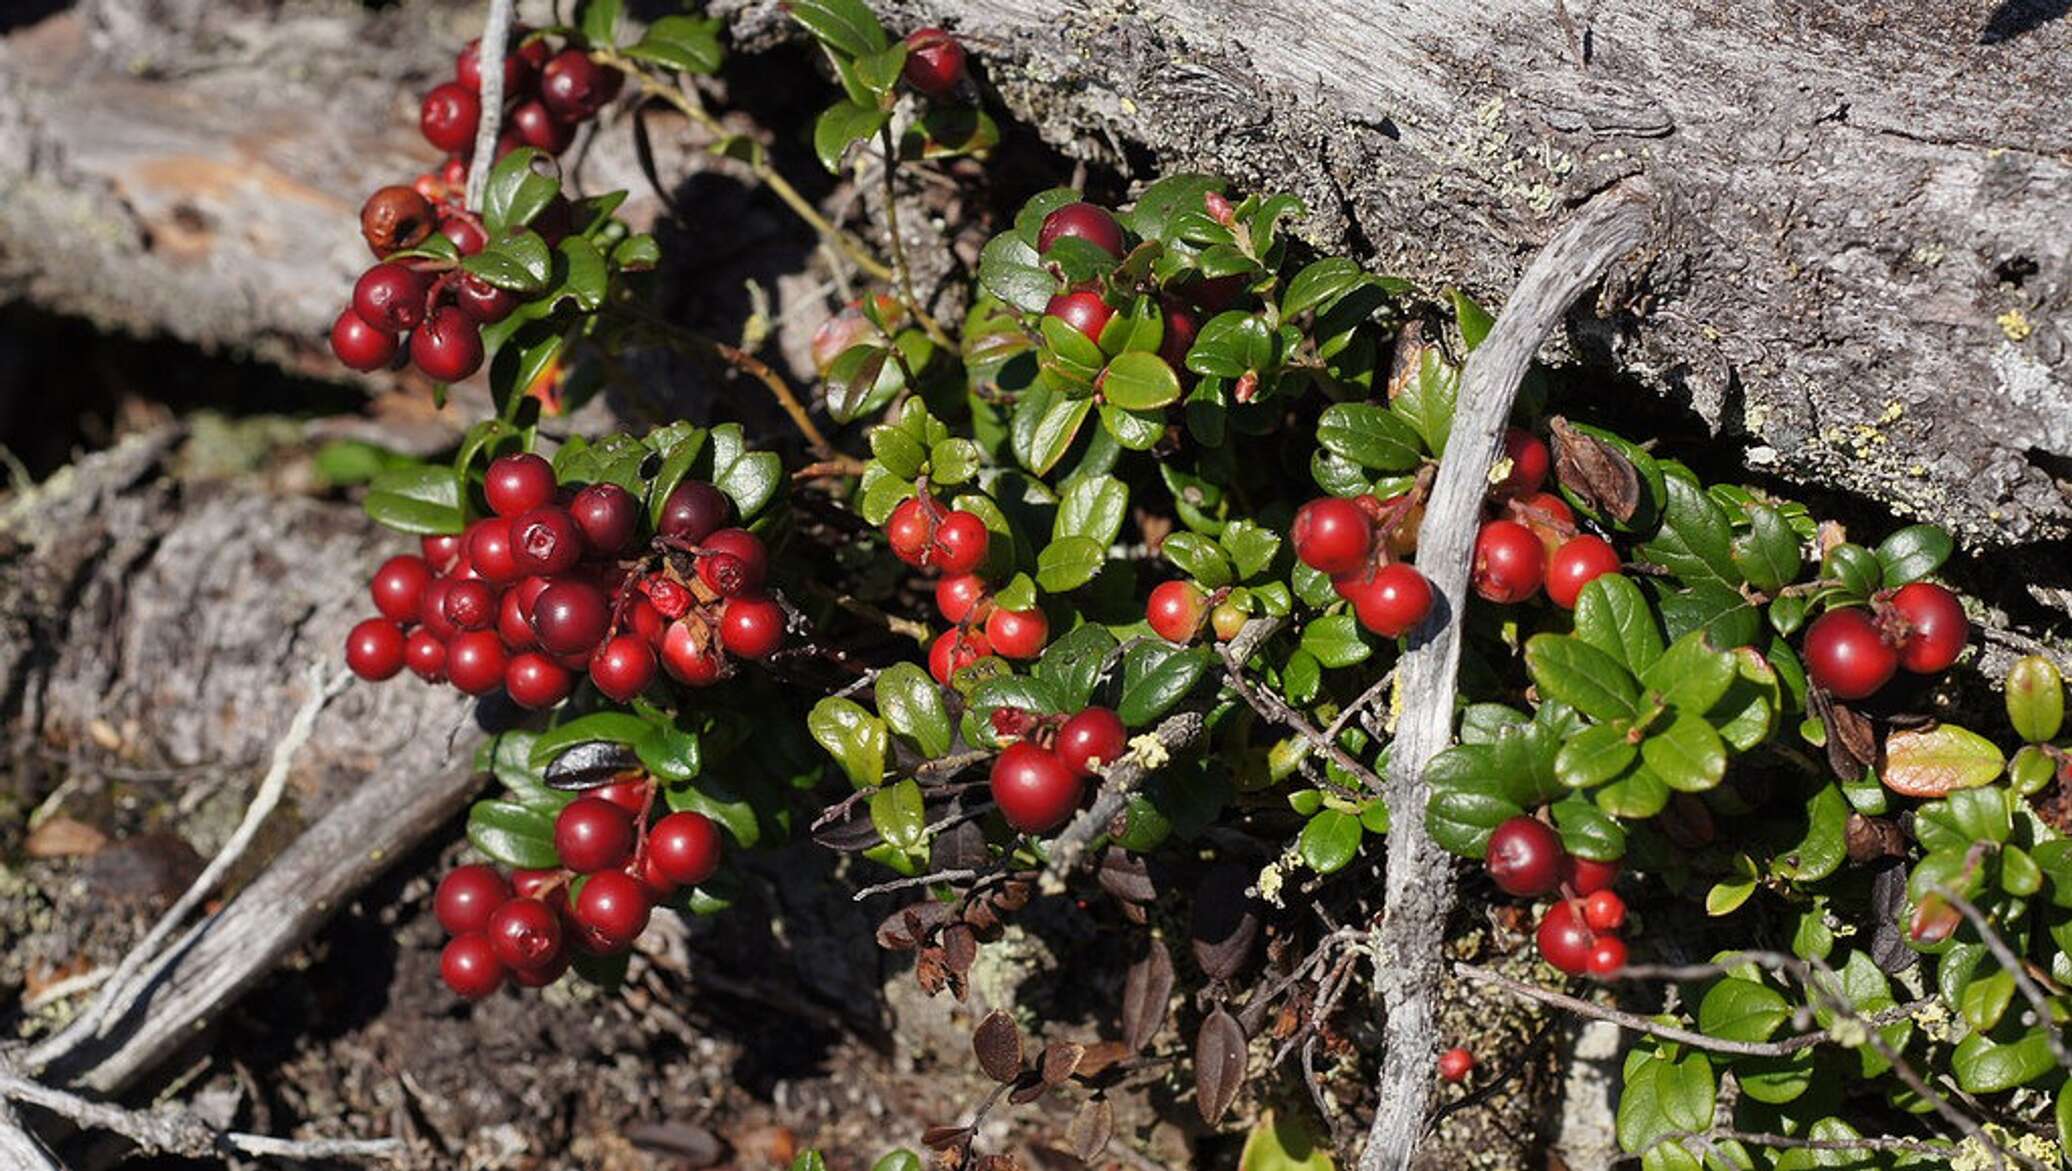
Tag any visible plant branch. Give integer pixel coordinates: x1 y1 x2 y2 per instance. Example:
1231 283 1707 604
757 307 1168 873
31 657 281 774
1683 1128 1952 1156
608 297 836 459
1216 641 1383 794
464 0 515 209
874 124 953 349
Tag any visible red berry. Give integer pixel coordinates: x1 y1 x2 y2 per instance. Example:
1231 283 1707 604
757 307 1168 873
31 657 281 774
529 580 609 656
497 586 537 649
1586 936 1628 975
1536 900 1595 976
330 308 397 373
1564 855 1620 896
1498 428 1550 497
1044 290 1115 341
439 216 488 257
696 528 769 597
511 953 570 988
627 597 664 647
456 29 541 93
1889 582 1967 674
989 742 1084 833
510 506 586 576
930 511 990 575
411 306 485 382
929 627 991 686
353 263 428 333
590 636 656 701
901 26 967 98
593 778 649 816
345 618 406 681
509 98 576 154
420 82 481 153
539 49 615 120
360 185 435 258
455 273 519 324
434 864 512 935
555 798 635 873
1158 298 1199 372
570 482 638 554
649 811 723 887
446 630 509 695
719 596 785 659
486 896 564 971
440 932 506 999
1341 563 1433 638
1545 535 1620 610
574 870 653 949
886 497 935 567
466 518 521 584
369 554 432 623
1472 520 1546 604
661 619 725 686
1582 890 1626 933
1037 202 1125 257
405 629 449 681
1803 608 1899 700
1146 581 1206 643
505 652 574 709
658 481 730 543
421 533 464 571
1292 497 1374 576
935 573 989 624
1437 1047 1475 1083
1486 815 1563 897
443 578 496 631
1055 707 1126 778
985 607 1049 660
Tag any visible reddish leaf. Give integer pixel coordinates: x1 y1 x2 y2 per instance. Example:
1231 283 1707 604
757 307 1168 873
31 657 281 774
1068 1098 1114 1162
973 1010 1024 1082
1550 416 1640 522
1039 1041 1085 1086
1194 1008 1248 1124
1122 939 1175 1052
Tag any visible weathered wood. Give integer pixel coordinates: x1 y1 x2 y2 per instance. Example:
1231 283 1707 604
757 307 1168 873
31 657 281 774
1361 180 1652 1168
0 1102 64 1171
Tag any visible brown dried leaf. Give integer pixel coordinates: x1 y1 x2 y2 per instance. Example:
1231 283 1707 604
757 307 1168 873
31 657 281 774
1068 1098 1114 1163
931 819 989 871
973 1010 1024 1082
991 880 1032 913
1193 1008 1248 1125
921 1124 973 1151
961 899 1002 939
1122 940 1175 1052
1883 724 2004 799
1656 793 1716 852
25 817 108 858
943 923 979 975
1190 866 1260 982
973 1157 1023 1171
1384 320 1426 403
916 948 949 996
1040 1041 1085 1087
1008 1072 1049 1105
1809 686 1880 781
1097 848 1156 903
878 901 954 951
1072 1040 1132 1081
1549 416 1640 522
1845 813 1906 863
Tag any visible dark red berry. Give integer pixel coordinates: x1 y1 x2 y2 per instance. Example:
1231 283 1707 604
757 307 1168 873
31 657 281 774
1889 582 1967 674
661 619 725 686
443 578 496 631
886 497 934 567
511 953 570 988
345 618 406 681
405 629 449 682
930 511 990 575
411 306 485 382
1473 520 1546 604
1586 936 1628 975
509 98 576 154
539 49 615 120
718 596 785 659
418 579 460 640
1497 428 1550 497
486 896 564 971
590 636 656 701
570 482 638 554
1546 535 1620 610
1565 855 1620 896
353 263 429 333
935 573 989 624
446 630 509 695
1037 202 1124 257
696 529 769 597
438 216 488 257
360 185 435 258
421 533 464 570
1146 581 1206 643
455 273 519 324
330 308 398 373
594 778 649 816
466 518 521 584
1536 900 1595 976
901 26 967 98
990 742 1083 834
529 580 610 656
985 607 1048 660
1803 608 1899 700
510 506 585 576
1583 890 1626 933
1486 816 1563 897
1437 1048 1475 1083
369 554 432 623
1055 707 1126 778
555 797 635 873
1044 290 1114 341
1158 298 1199 372
1341 562 1433 638
434 864 512 935
497 589 536 650
929 627 990 686
456 27 543 92
1293 497 1374 576
574 869 652 949
649 811 723 887
505 651 574 709
484 453 557 518
441 932 506 999
420 82 481 153
658 481 731 543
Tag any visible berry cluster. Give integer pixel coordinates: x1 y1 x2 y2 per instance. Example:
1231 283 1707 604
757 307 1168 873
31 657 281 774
1485 815 1629 976
1469 428 1620 610
434 775 723 998
986 707 1128 833
1801 582 1968 700
1036 200 1213 375
881 494 1039 683
1291 495 1437 638
344 454 784 703
330 28 622 380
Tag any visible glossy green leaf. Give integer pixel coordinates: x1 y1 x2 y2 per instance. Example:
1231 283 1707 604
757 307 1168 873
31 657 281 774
2007 655 2065 743
1315 403 1423 472
876 662 951 758
1875 523 1953 586
1730 503 1800 594
467 799 561 869
1641 712 1727 792
1300 613 1372 669
813 100 891 172
1525 635 1641 723
1953 1027 2057 1094
1554 723 1638 789
1572 573 1665 673
482 149 561 235
462 230 552 292
1117 646 1212 726
1163 532 1234 588
1698 977 1790 1043
624 15 725 74
1298 809 1363 873
869 779 926 851
1056 474 1127 546
363 463 466 534
785 0 887 57
808 697 887 788
1036 535 1105 592
1100 350 1182 410
1637 475 1740 589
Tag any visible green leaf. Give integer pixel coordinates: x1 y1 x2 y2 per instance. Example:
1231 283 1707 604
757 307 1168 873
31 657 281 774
1875 524 1953 586
1637 475 1741 588
1640 713 1727 792
1618 1049 1714 1154
578 0 621 48
1100 350 1182 410
1187 311 1275 378
1219 520 1281 580
642 426 708 528
1525 635 1640 723
708 423 781 521
828 345 895 424
1098 403 1164 451
363 463 466 534
527 711 651 767
1163 532 1234 589
1550 796 1626 860
623 15 725 73
467 800 561 869
1820 543 1883 601
785 0 887 57
1036 535 1105 592
1554 723 1638 789
808 697 887 788
1391 348 1457 456
461 230 552 292
813 100 891 172
1698 977 1791 1043
1122 173 1225 243
1012 388 1093 476
868 419 926 479
611 232 660 270
1710 647 1780 752
1315 403 1424 472
1450 288 1495 350
2007 655 2065 743
1953 1028 2057 1094
1298 809 1363 873
930 438 981 486
558 235 609 308
870 779 926 851
1594 767 1670 819
1774 782 1848 883
876 663 951 758
1300 613 1372 669
1117 646 1212 726
634 721 701 782
1572 574 1665 673
978 231 1055 314
1730 503 1801 594
1035 623 1118 709
1639 630 1738 714
1055 474 1128 546
1281 257 1374 319
1657 582 1761 650
481 149 561 236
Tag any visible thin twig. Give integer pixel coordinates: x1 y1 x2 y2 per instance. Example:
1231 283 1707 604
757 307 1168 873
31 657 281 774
1685 1128 1951 1156
852 868 981 901
0 1064 403 1162
464 0 515 209
609 298 836 458
1216 642 1383 794
874 124 953 349
1323 668 1396 743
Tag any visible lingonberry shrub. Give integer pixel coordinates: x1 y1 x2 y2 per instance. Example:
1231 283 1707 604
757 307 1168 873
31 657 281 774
322 5 2056 1164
